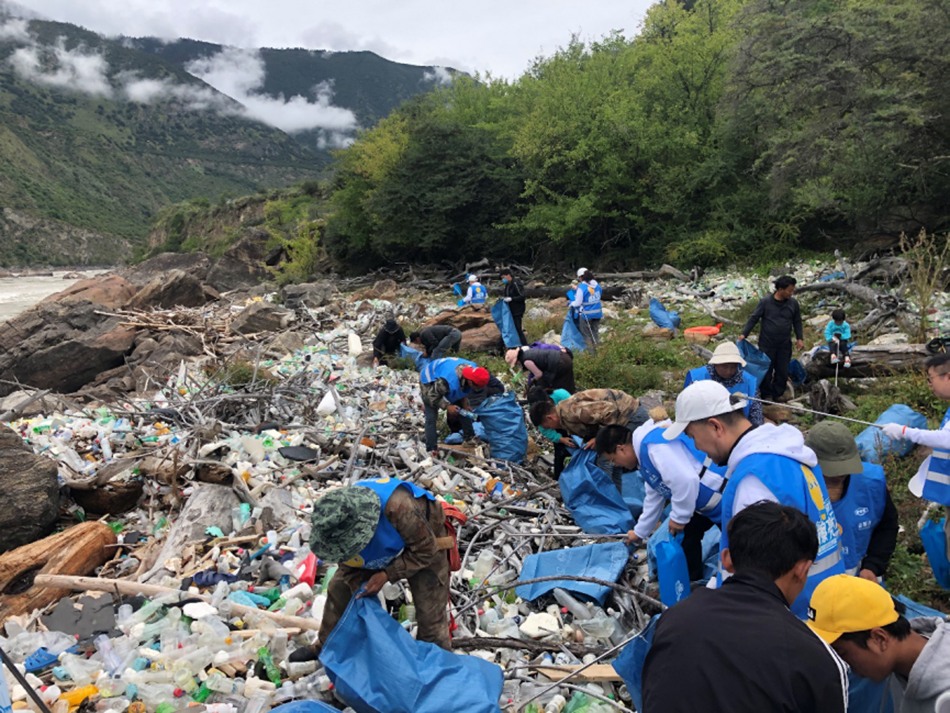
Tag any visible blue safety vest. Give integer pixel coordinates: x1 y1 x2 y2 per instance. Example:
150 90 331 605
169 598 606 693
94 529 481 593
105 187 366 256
420 357 475 404
720 453 845 619
684 367 757 419
638 425 728 524
831 463 888 575
470 284 487 304
345 478 435 569
578 282 603 319
922 406 950 506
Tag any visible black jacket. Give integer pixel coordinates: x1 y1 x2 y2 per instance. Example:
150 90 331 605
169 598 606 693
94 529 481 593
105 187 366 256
742 294 804 347
419 325 460 356
503 278 526 317
372 326 406 359
642 572 848 713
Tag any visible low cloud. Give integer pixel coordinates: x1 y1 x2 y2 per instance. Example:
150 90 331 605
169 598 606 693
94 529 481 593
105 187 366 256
423 66 453 86
0 17 30 41
9 38 113 96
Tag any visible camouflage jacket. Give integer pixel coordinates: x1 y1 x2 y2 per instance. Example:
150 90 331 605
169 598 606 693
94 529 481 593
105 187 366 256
381 486 447 582
555 388 639 440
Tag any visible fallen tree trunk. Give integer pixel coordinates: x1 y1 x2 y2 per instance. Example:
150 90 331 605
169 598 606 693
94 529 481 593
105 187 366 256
805 344 930 379
0 522 116 619
488 286 628 301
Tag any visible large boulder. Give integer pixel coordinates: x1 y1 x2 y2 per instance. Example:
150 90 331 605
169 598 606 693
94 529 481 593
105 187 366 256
206 229 272 292
0 425 60 554
0 301 138 395
126 270 211 310
120 252 212 289
280 282 335 310
423 307 501 351
231 302 293 334
42 275 137 309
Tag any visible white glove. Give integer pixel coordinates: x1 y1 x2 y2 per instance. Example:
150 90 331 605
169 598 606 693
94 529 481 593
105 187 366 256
503 297 512 303
881 423 906 440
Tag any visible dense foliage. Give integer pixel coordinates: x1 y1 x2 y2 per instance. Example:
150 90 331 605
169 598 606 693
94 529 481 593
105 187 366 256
322 0 950 272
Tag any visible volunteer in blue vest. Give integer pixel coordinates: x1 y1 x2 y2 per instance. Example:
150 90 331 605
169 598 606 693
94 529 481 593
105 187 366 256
595 409 726 581
663 380 845 618
570 268 602 350
419 357 491 455
302 478 452 657
462 274 487 305
683 342 764 426
805 420 898 581
881 352 950 560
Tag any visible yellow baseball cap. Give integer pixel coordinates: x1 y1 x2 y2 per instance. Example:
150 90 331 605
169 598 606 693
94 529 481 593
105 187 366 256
806 574 900 643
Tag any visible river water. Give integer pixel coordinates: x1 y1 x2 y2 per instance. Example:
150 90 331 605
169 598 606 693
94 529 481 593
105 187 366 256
0 271 107 322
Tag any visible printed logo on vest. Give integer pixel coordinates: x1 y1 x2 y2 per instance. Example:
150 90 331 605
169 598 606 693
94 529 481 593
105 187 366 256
855 507 869 517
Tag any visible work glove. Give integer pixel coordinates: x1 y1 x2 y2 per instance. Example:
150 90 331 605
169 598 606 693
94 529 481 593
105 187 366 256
503 297 512 303
881 423 907 440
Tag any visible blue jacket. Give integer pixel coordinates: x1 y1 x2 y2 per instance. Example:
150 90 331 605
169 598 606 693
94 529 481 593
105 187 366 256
420 357 475 404
824 320 852 342
684 366 757 420
346 478 434 569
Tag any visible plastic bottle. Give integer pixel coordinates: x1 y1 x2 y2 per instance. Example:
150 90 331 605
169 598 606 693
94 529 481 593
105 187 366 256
544 695 568 713
58 652 97 686
243 691 273 713
553 588 592 621
472 550 495 582
95 674 127 698
59 686 99 707
293 552 318 587
257 647 282 686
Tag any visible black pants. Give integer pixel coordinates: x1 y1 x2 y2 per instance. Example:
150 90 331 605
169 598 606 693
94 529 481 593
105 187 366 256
829 340 850 357
553 441 570 479
511 312 527 346
682 514 716 582
760 340 792 401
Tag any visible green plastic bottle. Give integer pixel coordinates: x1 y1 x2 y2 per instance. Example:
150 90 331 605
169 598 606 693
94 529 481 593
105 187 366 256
155 704 176 713
564 692 591 713
257 646 282 685
192 682 212 703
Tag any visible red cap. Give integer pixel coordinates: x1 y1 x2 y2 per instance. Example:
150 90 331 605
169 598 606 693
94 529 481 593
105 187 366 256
461 366 490 388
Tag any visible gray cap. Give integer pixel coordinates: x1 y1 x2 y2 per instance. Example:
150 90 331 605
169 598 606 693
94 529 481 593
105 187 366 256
805 420 863 478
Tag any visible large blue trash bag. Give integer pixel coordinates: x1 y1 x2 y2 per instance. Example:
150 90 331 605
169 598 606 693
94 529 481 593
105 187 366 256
737 340 771 389
398 344 430 372
920 518 950 590
559 443 635 534
653 528 690 606
894 594 950 620
789 359 807 386
321 594 504 713
612 614 660 713
855 405 928 463
516 541 630 604
491 301 522 349
649 298 681 331
621 471 646 521
272 703 339 713
561 313 588 353
474 392 527 463
848 671 895 713
646 515 719 583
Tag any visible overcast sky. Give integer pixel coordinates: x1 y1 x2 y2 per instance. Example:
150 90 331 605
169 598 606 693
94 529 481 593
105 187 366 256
11 0 654 79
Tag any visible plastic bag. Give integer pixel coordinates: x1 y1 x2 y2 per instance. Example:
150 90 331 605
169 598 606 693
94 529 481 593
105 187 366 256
920 518 950 590
649 298 681 331
398 344 430 372
490 300 522 349
561 313 588 353
737 340 771 389
515 542 631 605
612 614 660 712
894 593 949 619
652 528 690 606
789 359 807 386
558 444 635 534
855 405 928 464
272 703 340 713
321 595 504 713
473 392 527 463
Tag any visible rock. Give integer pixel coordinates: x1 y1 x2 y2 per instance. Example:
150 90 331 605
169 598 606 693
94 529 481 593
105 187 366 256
42 275 137 309
684 332 711 345
0 390 68 418
642 327 674 341
268 332 305 355
206 229 272 292
72 481 144 515
544 298 568 312
520 612 561 639
424 306 494 331
526 307 552 320
806 314 832 329
196 462 233 485
461 323 503 351
0 425 60 554
373 279 398 298
231 302 293 334
280 282 335 310
121 252 212 289
126 270 211 310
0 301 138 395
868 332 909 346
61 272 83 279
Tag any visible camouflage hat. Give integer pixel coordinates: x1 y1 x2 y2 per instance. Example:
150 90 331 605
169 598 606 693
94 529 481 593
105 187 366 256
309 487 381 563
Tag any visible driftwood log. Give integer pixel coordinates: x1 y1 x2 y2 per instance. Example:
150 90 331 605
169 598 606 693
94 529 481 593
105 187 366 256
0 522 116 619
805 344 930 379
488 285 629 301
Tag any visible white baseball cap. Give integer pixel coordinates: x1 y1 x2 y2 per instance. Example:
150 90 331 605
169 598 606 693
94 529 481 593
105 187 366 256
708 342 747 366
468 274 479 283
664 381 747 440
576 268 588 278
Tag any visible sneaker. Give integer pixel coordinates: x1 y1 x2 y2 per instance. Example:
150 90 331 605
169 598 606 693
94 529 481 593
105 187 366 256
844 356 851 368
830 353 839 364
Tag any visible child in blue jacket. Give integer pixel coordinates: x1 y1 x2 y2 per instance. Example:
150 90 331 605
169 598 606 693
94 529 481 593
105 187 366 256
825 308 852 367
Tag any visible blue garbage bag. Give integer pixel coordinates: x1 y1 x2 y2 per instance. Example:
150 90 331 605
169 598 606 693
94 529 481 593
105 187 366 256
561 313 588 353
920 518 950 590
321 594 504 713
474 392 527 463
653 529 690 606
272 703 340 713
491 301 522 349
701 525 721 583
452 283 463 297
516 541 631 605
855 405 928 463
398 344 430 372
559 444 635 534
621 471 646 522
848 671 895 713
789 359 807 386
737 340 771 389
894 594 949 619
612 614 660 712
649 298 681 331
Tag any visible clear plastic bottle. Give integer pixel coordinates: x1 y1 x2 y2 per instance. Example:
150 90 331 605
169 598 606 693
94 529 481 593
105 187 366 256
472 550 495 582
544 695 568 713
553 589 592 621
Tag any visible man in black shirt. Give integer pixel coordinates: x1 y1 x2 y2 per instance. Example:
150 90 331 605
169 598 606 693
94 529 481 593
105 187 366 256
371 319 406 367
642 502 849 713
409 325 462 359
499 268 527 346
739 275 804 401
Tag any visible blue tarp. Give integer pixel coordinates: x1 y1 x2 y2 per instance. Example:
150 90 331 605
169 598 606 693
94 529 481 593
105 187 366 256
272 703 339 713
855 405 928 463
474 392 527 463
612 614 660 713
894 593 949 619
321 595 504 713
398 344 430 372
515 541 630 604
561 313 588 353
621 471 646 522
491 301 522 349
649 298 681 331
848 672 895 713
920 518 950 590
737 340 771 390
559 445 636 534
